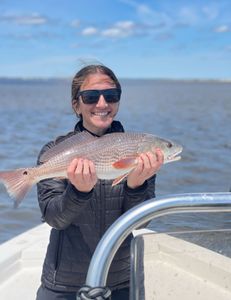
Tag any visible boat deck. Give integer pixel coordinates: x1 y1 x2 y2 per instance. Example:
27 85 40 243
0 224 231 299
0 223 50 300
1 193 231 300
131 232 231 300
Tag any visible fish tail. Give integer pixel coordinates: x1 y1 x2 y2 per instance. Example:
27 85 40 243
0 168 34 207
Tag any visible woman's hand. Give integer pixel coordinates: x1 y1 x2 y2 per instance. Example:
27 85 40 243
67 158 98 192
126 148 164 189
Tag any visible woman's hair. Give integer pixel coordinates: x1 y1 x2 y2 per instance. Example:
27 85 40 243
71 64 121 102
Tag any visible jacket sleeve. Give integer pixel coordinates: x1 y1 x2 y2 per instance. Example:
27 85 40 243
37 142 93 230
122 175 156 212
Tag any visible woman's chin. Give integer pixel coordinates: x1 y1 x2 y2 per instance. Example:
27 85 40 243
92 116 113 128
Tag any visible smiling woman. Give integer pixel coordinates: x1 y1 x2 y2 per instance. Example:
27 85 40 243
71 66 121 136
35 63 164 300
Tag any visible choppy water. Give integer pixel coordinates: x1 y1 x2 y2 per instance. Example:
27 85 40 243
0 79 231 255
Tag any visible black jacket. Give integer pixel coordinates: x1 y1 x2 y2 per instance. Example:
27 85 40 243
37 120 156 292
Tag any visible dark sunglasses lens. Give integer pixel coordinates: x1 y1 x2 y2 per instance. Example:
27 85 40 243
81 91 99 104
79 89 121 104
103 90 120 103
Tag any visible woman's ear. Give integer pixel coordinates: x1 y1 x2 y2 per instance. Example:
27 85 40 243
72 99 80 115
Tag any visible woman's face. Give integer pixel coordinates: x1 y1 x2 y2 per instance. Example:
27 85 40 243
73 73 120 136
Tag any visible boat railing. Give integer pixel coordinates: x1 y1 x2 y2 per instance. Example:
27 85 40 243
77 192 231 300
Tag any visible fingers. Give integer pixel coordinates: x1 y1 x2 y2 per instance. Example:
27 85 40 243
68 158 95 176
138 148 164 175
67 158 79 182
67 158 97 192
138 153 154 176
155 148 164 165
126 149 164 189
76 159 90 177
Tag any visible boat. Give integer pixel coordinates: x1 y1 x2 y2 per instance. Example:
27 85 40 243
0 193 231 300
0 222 50 300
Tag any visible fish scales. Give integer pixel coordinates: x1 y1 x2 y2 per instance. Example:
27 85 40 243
38 133 142 177
0 132 183 206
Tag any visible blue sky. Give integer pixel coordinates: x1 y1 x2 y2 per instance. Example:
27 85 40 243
0 0 231 79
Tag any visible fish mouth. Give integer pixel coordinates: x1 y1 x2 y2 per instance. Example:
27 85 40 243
166 150 182 163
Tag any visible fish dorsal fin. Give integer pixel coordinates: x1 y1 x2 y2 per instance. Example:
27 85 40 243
40 131 97 163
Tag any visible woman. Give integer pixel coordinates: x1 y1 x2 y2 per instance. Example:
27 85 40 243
36 64 164 300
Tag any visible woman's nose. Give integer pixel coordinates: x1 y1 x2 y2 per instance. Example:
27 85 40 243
96 95 108 107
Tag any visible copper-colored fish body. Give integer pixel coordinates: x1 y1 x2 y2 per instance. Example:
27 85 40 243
0 132 182 206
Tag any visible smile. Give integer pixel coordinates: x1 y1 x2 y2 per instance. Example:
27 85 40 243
92 112 110 116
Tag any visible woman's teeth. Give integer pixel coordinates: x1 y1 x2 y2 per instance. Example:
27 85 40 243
93 112 109 116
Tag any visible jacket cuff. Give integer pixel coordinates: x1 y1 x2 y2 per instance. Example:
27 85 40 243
65 183 93 203
124 180 148 194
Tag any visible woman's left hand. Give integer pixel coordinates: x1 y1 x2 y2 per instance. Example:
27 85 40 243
126 148 164 189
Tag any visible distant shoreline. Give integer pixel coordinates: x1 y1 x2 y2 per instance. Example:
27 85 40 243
0 78 71 84
0 77 231 84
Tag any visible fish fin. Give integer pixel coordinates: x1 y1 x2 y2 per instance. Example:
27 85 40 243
40 131 97 163
0 168 34 207
112 156 138 169
112 173 129 186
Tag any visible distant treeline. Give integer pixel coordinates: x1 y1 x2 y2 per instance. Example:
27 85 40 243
0 77 230 85
0 78 71 85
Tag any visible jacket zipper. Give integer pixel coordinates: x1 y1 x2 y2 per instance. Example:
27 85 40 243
53 230 63 285
99 180 106 238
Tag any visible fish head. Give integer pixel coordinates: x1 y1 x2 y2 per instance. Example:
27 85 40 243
141 134 183 164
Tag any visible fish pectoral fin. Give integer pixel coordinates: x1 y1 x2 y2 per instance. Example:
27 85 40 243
112 156 138 169
112 173 129 186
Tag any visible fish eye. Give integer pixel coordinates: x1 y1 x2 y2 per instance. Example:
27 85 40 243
166 142 173 148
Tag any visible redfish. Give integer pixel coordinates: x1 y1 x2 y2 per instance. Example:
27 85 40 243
0 131 182 207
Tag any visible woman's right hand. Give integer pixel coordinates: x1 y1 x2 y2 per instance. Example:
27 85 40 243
67 158 98 192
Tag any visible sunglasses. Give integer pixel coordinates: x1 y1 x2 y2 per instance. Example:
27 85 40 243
76 88 121 105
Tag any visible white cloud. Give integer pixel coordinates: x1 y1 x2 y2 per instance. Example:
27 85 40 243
6 31 61 40
214 25 230 33
102 28 124 38
102 20 136 38
82 27 98 36
115 20 135 30
71 19 81 28
73 2 230 43
202 5 219 20
0 13 47 25
136 4 153 15
121 0 225 30
178 7 198 25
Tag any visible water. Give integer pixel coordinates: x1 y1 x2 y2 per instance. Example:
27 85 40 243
0 79 231 254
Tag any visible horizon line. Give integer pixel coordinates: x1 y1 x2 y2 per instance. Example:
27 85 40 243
0 76 231 83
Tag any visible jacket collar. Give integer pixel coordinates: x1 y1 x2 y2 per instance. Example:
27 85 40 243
74 120 124 136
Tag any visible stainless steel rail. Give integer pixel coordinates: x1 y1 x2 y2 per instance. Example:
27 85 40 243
85 192 231 287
